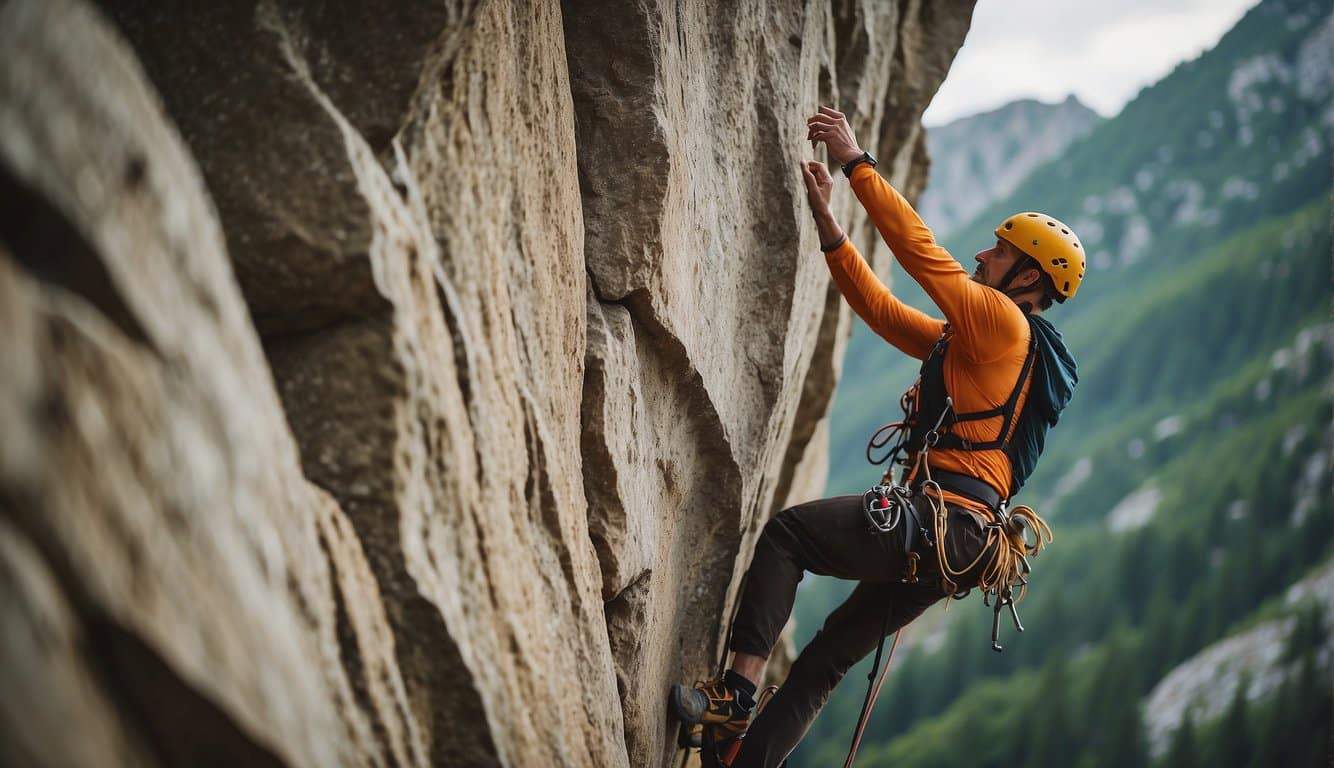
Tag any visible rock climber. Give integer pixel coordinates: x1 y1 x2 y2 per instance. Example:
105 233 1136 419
669 105 1082 767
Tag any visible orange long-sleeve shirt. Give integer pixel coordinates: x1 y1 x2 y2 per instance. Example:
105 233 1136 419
827 164 1034 515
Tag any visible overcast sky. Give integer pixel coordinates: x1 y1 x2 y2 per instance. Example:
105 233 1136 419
923 0 1261 126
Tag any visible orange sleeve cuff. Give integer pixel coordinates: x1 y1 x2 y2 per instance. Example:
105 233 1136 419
823 236 858 265
849 162 879 185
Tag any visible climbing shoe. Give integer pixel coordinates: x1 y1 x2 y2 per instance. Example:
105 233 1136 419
670 670 757 725
670 671 756 760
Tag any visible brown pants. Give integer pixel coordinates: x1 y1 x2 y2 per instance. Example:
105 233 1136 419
728 493 993 768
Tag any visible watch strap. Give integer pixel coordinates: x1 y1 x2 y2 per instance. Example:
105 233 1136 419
841 151 877 178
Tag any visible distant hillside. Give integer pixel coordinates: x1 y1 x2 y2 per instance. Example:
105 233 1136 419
795 0 1334 764
917 96 1102 238
1141 559 1334 760
827 0 1333 500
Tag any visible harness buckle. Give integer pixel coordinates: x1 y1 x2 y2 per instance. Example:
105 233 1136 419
862 485 904 534
902 552 919 584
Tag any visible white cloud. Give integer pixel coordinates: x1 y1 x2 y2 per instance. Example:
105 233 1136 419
923 0 1260 126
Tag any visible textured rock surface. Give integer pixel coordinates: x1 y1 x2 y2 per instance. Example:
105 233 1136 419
0 2 421 765
0 0 974 765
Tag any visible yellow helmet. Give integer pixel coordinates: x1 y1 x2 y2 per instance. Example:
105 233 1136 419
994 212 1085 301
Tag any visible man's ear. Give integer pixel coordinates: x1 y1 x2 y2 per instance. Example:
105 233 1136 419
1021 267 1043 290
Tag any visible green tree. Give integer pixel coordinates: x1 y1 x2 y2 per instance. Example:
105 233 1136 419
1163 714 1199 768
1172 589 1210 660
1290 649 1333 768
1248 678 1288 768
1086 638 1148 768
1214 674 1253 768
1140 590 1176 681
1022 657 1074 767
1282 603 1326 665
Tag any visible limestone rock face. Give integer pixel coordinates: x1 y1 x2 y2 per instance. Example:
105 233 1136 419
0 0 974 765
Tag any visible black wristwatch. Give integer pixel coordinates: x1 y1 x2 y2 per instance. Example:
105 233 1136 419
841 150 877 178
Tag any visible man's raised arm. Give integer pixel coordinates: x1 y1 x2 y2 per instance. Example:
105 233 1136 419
807 107 1024 362
849 165 1018 354
801 161 944 360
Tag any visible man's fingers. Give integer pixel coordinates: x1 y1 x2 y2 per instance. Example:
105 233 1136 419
819 105 845 119
806 116 837 128
800 162 817 189
802 161 831 187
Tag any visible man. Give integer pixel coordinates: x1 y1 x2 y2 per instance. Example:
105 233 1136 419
669 106 1081 767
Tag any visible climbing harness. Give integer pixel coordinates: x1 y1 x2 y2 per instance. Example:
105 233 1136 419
863 323 1053 627
841 323 1057 766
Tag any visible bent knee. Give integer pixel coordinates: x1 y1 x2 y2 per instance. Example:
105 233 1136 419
792 629 862 682
760 506 805 547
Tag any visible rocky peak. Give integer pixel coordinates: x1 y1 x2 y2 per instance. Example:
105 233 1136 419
918 95 1102 238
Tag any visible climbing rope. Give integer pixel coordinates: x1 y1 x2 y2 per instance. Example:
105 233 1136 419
916 455 1053 598
874 385 1054 601
843 626 903 768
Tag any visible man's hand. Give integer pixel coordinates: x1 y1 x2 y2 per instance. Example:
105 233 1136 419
801 160 834 215
806 106 863 166
801 160 846 251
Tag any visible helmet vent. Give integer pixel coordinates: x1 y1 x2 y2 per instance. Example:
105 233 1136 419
1051 257 1069 268
1026 213 1038 217
1073 242 1080 248
1047 221 1056 227
1063 281 1070 292
1032 239 1040 246
1061 228 1069 234
1005 221 1014 229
